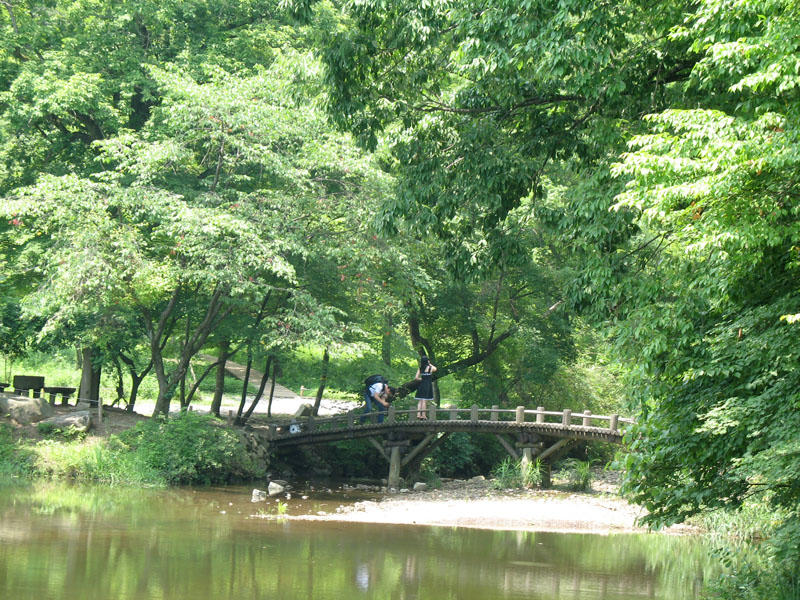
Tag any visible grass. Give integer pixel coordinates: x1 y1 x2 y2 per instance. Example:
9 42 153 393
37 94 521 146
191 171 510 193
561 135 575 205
1 411 263 487
4 344 465 409
556 459 596 492
490 457 543 490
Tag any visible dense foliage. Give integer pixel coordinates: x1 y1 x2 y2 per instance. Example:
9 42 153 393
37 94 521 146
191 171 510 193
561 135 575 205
317 0 800 591
0 412 261 485
2 0 798 594
116 411 259 484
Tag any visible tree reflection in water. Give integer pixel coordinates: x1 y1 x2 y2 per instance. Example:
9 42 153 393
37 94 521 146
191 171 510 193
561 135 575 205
0 483 718 600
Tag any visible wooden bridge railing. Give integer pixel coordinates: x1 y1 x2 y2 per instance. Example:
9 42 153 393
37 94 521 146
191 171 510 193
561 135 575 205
266 405 634 441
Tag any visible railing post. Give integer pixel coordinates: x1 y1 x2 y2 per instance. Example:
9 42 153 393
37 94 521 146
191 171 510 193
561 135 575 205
347 412 355 428
449 407 458 420
562 409 572 427
227 410 233 426
388 405 396 423
269 424 277 439
307 414 314 432
515 406 525 423
491 405 499 422
610 414 619 432
583 410 592 427
428 404 436 421
536 407 545 423
470 405 479 422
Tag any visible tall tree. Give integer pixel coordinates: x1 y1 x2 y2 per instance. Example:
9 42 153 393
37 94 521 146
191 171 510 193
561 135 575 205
3 56 392 416
601 0 800 542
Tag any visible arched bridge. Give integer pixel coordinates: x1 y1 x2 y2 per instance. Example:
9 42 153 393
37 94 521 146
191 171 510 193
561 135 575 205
254 404 633 489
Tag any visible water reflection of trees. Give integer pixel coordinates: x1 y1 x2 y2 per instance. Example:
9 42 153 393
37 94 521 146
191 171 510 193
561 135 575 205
0 485 718 599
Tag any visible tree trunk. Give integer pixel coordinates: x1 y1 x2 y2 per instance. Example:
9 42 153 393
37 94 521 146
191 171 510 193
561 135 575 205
119 353 152 412
408 315 436 362
267 360 279 418
312 347 329 416
128 375 143 412
381 315 392 367
112 356 125 406
236 350 254 419
149 286 230 416
210 340 230 417
78 347 101 406
240 354 273 424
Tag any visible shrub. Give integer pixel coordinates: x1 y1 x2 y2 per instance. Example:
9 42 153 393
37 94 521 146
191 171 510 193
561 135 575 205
0 424 36 477
558 459 595 491
520 458 544 489
417 459 443 489
36 422 87 441
490 457 543 490
117 411 259 484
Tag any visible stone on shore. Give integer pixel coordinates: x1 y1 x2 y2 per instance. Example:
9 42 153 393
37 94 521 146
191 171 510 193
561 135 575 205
0 394 55 425
37 411 92 432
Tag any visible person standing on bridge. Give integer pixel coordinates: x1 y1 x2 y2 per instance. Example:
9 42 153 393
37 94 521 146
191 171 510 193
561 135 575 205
414 356 437 419
363 375 394 424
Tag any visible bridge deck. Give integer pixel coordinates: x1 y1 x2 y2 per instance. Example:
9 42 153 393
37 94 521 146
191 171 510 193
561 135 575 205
263 405 632 448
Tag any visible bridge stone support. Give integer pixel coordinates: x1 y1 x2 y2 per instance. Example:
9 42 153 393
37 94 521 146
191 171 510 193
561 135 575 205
373 433 453 489
388 445 402 489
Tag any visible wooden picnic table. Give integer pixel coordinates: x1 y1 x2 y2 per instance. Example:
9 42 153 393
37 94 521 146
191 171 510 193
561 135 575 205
13 375 45 398
43 386 78 406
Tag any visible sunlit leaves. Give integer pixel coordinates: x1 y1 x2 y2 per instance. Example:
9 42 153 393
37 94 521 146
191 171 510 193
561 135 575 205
606 0 800 529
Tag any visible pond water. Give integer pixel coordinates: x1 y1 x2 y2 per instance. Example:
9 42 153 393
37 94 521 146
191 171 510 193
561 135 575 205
0 482 718 600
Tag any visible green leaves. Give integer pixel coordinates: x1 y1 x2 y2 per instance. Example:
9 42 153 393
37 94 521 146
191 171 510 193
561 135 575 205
601 0 800 529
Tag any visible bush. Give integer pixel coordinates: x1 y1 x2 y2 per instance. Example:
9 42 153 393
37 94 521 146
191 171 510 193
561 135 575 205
557 458 595 491
36 422 87 441
429 432 477 477
29 438 157 484
0 424 35 477
117 411 260 484
490 457 543 490
698 501 800 600
708 562 800 600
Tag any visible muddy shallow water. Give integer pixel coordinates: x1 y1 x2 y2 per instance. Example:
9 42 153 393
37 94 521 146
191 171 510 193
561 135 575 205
0 482 719 600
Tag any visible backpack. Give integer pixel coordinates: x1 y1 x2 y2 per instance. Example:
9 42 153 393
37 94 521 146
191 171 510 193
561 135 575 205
364 374 388 388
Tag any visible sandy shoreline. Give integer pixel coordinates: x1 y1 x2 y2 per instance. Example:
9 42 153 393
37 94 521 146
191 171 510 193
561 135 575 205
275 477 698 536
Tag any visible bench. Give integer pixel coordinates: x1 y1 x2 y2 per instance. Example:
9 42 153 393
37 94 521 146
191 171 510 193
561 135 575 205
13 375 46 398
43 386 78 406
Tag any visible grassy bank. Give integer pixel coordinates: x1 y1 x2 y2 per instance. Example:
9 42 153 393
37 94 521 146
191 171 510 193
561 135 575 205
0 411 264 486
693 500 799 600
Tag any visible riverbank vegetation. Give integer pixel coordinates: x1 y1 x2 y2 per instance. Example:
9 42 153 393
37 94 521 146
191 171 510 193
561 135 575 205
0 411 262 486
1 0 798 597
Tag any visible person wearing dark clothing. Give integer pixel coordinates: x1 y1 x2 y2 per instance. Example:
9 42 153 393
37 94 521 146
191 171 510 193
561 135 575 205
363 376 393 423
414 356 437 419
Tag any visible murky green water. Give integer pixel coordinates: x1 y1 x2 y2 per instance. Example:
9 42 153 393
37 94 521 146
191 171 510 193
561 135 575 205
0 482 718 600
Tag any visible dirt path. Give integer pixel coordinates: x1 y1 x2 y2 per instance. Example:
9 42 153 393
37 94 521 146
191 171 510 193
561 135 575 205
197 354 298 398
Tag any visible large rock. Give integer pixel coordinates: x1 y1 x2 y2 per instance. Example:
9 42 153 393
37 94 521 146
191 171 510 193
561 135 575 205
0 395 55 424
293 404 313 419
268 481 286 497
37 411 92 433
